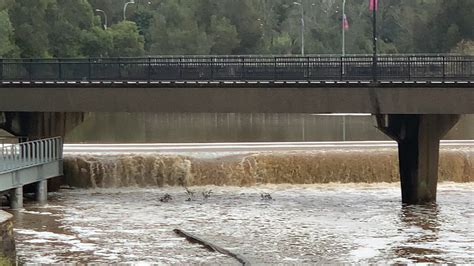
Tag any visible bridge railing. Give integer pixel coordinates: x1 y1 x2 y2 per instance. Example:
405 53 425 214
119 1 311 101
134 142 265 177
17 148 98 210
0 55 472 82
0 137 63 174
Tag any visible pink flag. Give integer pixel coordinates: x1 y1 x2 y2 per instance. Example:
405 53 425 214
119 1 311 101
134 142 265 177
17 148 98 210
369 0 378 11
342 14 349 30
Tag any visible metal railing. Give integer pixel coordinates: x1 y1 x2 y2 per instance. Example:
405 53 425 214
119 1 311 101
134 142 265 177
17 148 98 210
0 137 63 174
0 55 472 82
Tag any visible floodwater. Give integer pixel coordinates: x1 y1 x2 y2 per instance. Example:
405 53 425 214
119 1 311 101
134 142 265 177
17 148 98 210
11 183 474 264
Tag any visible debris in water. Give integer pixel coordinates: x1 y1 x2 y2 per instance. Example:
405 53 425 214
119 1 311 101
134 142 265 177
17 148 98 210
261 193 273 201
202 190 213 200
184 186 196 201
159 194 173 203
173 228 251 265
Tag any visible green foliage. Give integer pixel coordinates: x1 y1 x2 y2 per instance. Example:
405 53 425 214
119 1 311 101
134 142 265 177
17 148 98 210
271 32 293 54
0 10 18 57
0 0 472 58
451 40 474 55
109 21 145 57
80 26 113 57
208 15 240 54
9 0 55 57
148 1 212 55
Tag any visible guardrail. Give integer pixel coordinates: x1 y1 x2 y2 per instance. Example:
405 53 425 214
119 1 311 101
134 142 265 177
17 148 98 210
0 55 472 82
0 137 63 174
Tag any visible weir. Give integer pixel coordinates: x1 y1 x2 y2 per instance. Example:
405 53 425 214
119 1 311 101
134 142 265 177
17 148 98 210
376 114 461 204
63 145 473 188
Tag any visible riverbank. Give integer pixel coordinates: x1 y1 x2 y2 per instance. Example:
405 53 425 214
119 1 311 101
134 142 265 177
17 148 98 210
0 211 15 265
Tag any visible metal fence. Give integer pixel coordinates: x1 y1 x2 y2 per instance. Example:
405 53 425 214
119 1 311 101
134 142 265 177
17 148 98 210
0 137 63 174
1 55 472 82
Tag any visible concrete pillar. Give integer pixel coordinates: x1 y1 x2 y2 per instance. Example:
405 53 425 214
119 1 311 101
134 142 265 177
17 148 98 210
35 180 48 204
376 114 460 204
9 187 23 210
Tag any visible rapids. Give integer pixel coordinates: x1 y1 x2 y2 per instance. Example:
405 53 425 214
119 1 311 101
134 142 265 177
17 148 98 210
63 147 473 188
12 184 474 264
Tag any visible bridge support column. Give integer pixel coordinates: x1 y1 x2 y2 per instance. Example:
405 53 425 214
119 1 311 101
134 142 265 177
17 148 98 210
10 187 23 210
376 114 460 204
35 180 48 204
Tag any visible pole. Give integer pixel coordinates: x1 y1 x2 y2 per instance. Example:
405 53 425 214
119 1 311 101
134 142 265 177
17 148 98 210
342 0 346 76
293 2 304 56
0 58 3 81
123 0 135 21
301 5 305 56
342 116 346 141
95 9 107 30
372 1 377 82
342 0 346 56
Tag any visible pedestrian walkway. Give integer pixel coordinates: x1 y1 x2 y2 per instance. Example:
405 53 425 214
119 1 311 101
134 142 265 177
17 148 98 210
0 137 63 209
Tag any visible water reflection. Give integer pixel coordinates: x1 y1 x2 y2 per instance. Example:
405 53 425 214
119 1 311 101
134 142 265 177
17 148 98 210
394 204 443 263
65 113 474 143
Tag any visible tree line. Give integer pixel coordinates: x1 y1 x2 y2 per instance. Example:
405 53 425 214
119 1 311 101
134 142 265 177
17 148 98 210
0 0 472 58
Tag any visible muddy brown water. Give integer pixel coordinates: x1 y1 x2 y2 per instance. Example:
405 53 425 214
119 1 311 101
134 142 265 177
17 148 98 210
8 146 474 264
10 184 474 264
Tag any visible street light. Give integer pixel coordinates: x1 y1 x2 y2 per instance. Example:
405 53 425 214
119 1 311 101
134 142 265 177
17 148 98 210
95 9 108 30
123 0 135 21
341 0 348 140
342 0 346 56
293 2 304 56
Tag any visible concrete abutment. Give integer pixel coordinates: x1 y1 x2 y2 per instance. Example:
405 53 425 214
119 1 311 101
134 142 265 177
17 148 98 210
376 114 460 204
1 112 85 139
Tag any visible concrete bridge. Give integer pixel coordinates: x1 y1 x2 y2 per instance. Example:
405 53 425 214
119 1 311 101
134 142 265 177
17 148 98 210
0 55 473 204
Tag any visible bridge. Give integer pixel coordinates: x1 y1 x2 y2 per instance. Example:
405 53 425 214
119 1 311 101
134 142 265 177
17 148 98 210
0 55 473 205
0 137 63 209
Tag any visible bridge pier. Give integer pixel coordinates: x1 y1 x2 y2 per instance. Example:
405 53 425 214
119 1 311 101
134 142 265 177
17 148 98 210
376 114 460 204
35 180 48 204
9 187 23 210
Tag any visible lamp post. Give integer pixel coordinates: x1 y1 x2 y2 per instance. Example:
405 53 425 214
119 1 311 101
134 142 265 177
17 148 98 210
95 9 108 30
342 0 346 56
123 0 135 21
293 2 304 56
371 0 377 82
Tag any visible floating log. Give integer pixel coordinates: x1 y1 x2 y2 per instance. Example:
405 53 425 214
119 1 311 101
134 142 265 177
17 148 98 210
173 228 251 266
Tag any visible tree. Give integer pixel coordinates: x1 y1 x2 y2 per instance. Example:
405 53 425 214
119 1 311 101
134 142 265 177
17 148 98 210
9 0 55 57
148 1 212 55
451 40 474 55
80 26 113 57
109 21 145 57
2 0 473 57
0 10 18 57
220 0 263 54
270 32 292 54
208 15 240 54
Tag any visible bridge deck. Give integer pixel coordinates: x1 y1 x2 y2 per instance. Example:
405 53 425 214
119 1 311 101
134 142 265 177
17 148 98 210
0 55 472 114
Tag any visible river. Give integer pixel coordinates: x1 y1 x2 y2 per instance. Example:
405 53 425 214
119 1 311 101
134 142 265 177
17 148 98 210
10 183 474 264
6 142 474 264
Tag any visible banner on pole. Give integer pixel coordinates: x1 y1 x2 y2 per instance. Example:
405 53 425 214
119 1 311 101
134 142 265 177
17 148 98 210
342 14 349 30
369 0 378 11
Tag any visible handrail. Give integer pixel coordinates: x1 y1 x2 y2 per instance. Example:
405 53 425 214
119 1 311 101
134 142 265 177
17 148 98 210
0 137 63 174
0 55 473 82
